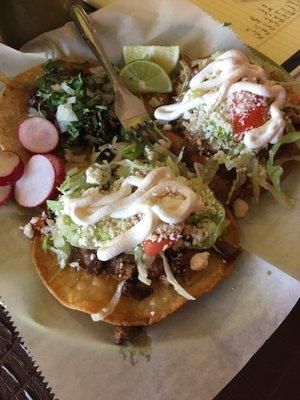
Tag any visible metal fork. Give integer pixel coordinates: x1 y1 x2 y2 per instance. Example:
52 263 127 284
70 5 166 145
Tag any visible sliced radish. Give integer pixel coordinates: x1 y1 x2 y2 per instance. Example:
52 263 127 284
0 185 13 206
14 155 56 207
0 150 24 186
18 117 59 154
44 154 66 198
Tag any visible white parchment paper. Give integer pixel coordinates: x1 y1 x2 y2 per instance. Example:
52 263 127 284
0 1 299 399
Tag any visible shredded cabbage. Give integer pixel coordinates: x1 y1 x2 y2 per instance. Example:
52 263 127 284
91 281 125 321
266 132 300 208
160 253 195 300
134 247 151 286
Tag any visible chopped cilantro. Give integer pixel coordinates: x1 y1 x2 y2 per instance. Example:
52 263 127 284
33 60 120 149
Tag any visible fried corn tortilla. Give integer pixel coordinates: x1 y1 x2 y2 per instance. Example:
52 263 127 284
33 212 238 326
0 65 43 161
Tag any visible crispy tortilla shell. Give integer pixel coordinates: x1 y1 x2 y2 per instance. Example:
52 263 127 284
33 237 235 326
0 65 43 162
33 213 239 326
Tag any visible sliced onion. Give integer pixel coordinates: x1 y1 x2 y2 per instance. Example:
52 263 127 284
91 281 125 321
160 253 195 300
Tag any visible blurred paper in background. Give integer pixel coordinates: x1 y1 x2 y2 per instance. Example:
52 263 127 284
84 0 300 64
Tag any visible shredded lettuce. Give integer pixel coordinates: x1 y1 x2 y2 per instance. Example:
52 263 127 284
58 168 93 196
122 143 143 160
194 159 219 184
42 235 53 252
190 204 226 249
177 60 191 97
266 132 300 208
250 158 260 203
55 215 112 249
47 200 63 213
160 253 195 300
134 246 151 286
165 155 180 176
91 281 125 321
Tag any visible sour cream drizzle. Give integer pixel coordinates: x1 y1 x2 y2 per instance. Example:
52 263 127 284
64 167 201 261
154 50 286 150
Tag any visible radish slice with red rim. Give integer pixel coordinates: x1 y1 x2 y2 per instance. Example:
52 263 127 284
44 154 66 198
14 155 56 207
18 117 59 154
0 150 24 186
0 185 13 206
44 154 65 186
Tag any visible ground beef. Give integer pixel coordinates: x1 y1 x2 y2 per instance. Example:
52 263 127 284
41 105 56 124
28 88 38 107
106 254 137 281
215 238 241 261
148 250 194 284
148 257 165 280
71 247 103 275
166 249 195 283
114 326 143 345
122 280 153 301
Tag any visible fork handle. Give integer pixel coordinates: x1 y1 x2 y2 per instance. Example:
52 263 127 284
70 5 120 88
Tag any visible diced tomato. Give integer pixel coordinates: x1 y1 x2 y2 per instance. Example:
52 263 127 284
142 238 176 256
229 91 268 138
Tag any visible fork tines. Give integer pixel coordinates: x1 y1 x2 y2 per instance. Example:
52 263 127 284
131 121 168 146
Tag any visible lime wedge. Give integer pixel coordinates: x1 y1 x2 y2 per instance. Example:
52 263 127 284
123 45 180 74
119 60 173 94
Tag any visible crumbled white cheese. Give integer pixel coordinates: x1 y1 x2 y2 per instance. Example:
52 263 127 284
90 253 96 261
30 217 40 225
190 251 209 271
67 96 76 104
69 261 81 270
56 103 78 133
233 198 249 218
86 164 103 185
20 223 34 239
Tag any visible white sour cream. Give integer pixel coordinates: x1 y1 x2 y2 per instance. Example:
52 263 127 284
154 50 286 150
64 167 201 261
